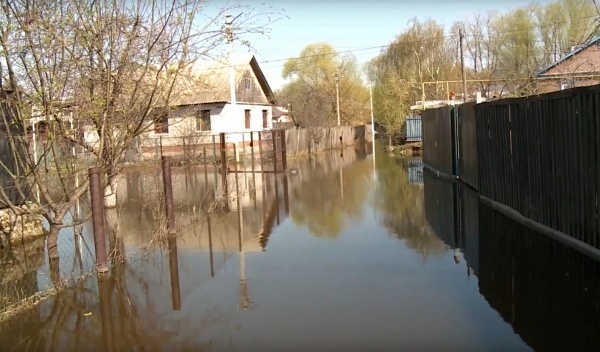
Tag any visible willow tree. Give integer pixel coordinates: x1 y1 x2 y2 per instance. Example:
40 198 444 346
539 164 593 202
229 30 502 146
277 42 369 127
368 18 458 139
0 0 276 252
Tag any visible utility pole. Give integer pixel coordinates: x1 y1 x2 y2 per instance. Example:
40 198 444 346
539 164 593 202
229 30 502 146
459 27 467 103
334 71 340 126
226 14 237 106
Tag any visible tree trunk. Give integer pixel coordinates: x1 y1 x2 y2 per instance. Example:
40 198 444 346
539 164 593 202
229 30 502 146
47 225 60 260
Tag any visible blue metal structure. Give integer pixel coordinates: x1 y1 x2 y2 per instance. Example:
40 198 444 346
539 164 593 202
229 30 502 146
405 116 422 142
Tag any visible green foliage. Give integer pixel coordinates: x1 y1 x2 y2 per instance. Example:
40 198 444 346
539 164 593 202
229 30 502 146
276 43 369 127
368 0 599 137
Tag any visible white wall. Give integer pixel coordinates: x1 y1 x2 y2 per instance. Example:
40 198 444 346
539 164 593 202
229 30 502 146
144 103 273 146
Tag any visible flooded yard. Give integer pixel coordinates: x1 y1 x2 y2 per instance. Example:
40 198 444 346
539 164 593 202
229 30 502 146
1 146 599 351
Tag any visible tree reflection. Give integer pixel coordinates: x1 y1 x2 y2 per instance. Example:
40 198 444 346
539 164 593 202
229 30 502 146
289 152 372 238
0 242 217 351
372 155 446 257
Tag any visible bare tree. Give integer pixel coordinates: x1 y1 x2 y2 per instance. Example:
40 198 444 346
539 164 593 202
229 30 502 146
0 0 278 251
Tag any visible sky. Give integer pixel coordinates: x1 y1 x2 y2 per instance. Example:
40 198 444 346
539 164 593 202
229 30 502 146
204 0 550 91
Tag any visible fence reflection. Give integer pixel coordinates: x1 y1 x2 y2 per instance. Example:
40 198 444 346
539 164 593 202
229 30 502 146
424 170 600 351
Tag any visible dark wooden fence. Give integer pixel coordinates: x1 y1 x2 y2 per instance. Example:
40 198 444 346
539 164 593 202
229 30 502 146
476 86 600 252
457 102 478 190
422 84 600 258
422 105 455 177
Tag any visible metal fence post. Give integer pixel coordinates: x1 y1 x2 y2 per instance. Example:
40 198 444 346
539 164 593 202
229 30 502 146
89 167 109 274
272 130 278 174
280 130 287 171
161 156 176 235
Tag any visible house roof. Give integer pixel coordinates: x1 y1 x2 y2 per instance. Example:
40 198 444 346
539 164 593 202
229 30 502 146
535 36 600 77
272 106 288 118
168 54 274 106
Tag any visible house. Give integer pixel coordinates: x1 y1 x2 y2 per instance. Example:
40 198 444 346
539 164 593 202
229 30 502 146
272 106 292 123
535 36 600 94
141 54 276 159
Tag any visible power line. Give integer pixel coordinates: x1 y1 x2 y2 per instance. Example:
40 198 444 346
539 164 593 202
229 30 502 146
255 13 598 66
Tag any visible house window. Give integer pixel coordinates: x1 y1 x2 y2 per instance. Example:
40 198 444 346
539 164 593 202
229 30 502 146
245 110 251 129
262 110 268 129
244 77 251 90
196 109 211 132
154 113 169 134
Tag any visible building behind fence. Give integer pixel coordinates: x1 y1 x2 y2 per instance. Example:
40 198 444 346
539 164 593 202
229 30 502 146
422 84 600 260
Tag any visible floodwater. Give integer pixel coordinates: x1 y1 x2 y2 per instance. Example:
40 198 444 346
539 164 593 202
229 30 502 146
1 146 600 352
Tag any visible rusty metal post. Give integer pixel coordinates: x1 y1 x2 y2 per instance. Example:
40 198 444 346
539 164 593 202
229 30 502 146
89 167 109 274
203 148 209 208
219 133 229 207
162 156 176 235
280 130 287 171
233 144 242 251
272 130 278 174
167 235 181 311
259 132 267 218
212 135 218 198
98 277 115 352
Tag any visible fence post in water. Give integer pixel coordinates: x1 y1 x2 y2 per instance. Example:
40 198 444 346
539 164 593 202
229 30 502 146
272 130 278 173
250 132 256 194
88 167 109 274
167 235 181 311
161 156 176 235
219 133 229 204
212 135 218 198
280 130 287 171
203 148 209 209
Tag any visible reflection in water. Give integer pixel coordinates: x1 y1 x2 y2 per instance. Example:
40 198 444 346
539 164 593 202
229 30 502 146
478 204 600 352
3 148 600 351
374 155 446 257
424 170 600 351
98 277 116 352
288 147 372 238
168 235 181 311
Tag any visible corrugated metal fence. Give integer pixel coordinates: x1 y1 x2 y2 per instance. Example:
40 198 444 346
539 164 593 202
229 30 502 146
405 116 422 142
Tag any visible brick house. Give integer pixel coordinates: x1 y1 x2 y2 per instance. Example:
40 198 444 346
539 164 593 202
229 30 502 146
535 36 600 94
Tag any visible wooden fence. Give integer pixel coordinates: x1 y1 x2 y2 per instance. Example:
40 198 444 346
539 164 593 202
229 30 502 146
284 125 365 156
457 102 478 190
422 105 455 177
476 87 600 253
422 84 600 259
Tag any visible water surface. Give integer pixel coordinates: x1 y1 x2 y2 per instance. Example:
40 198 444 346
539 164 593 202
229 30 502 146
2 147 599 351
